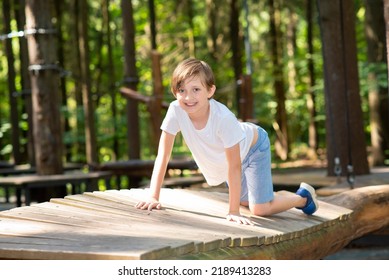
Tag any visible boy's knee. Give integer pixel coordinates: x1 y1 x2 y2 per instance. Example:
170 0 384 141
250 204 271 216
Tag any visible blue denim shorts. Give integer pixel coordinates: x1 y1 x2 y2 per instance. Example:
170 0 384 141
240 126 274 204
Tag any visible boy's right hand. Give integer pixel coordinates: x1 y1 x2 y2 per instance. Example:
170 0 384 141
226 213 254 226
135 198 162 211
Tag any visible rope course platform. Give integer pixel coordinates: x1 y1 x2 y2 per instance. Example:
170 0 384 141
0 188 354 260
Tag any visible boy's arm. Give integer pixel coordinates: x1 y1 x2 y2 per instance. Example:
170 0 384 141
136 131 175 211
225 143 253 225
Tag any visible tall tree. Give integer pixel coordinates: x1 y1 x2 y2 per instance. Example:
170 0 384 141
186 0 196 57
269 0 289 160
206 0 218 60
25 0 63 174
306 0 318 155
78 0 98 165
148 0 157 50
385 1 389 136
230 0 243 114
364 0 389 166
148 0 163 152
103 0 119 161
15 0 35 165
71 0 85 162
54 0 72 163
317 0 369 177
121 0 140 160
3 0 22 164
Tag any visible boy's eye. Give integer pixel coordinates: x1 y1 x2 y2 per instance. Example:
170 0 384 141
193 88 200 92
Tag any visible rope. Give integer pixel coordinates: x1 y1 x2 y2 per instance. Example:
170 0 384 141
0 28 57 40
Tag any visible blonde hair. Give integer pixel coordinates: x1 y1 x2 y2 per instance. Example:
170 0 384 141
170 58 215 96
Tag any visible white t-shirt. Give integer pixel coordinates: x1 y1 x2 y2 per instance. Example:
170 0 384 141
161 99 256 186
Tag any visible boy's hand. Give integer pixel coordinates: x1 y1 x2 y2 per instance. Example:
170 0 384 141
135 198 162 211
226 213 254 226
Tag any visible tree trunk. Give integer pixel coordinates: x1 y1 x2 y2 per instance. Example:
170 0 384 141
103 0 119 161
15 0 35 166
148 0 157 50
206 0 217 60
3 0 22 165
25 0 63 173
286 8 297 98
71 0 85 162
269 0 289 160
365 0 389 166
306 0 318 155
54 0 72 163
25 0 65 200
78 0 98 165
317 0 369 177
149 51 163 153
230 0 243 115
385 1 389 161
121 0 140 161
186 0 196 57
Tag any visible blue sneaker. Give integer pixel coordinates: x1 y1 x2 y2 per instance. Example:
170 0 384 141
296 182 319 215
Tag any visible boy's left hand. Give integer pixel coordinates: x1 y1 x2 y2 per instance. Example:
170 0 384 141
226 213 254 226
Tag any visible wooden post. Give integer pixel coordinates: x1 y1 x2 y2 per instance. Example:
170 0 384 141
317 0 369 176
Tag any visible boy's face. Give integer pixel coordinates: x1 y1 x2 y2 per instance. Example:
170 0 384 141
175 76 215 117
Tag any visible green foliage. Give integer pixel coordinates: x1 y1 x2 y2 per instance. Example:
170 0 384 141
0 0 386 165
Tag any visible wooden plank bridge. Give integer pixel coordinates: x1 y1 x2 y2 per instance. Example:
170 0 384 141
0 187 356 260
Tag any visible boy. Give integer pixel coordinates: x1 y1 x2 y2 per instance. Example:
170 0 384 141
136 58 318 225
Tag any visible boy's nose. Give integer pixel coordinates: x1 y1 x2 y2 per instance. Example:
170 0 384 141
184 92 193 99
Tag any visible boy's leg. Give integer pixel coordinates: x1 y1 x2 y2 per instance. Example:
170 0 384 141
244 128 275 212
244 127 318 216
249 192 306 216
250 183 319 216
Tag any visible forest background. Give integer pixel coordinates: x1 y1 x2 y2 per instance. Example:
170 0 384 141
0 0 388 173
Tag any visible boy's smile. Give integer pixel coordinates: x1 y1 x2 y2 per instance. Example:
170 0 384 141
175 76 215 128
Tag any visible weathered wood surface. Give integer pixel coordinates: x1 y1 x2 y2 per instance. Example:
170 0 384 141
0 186 364 260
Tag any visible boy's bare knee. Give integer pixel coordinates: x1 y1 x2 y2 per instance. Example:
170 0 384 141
250 204 271 216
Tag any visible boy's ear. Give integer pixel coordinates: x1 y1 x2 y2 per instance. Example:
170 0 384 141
208 85 216 98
